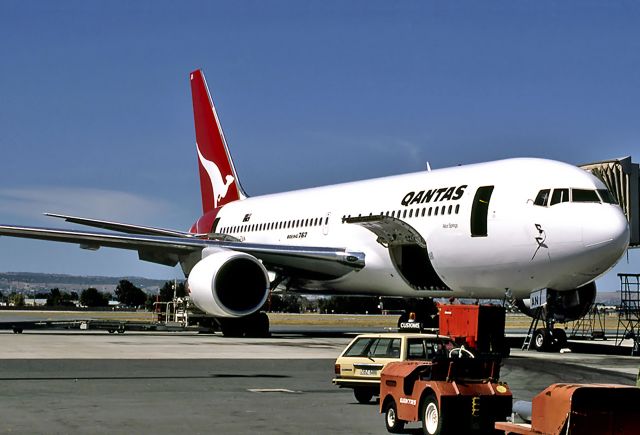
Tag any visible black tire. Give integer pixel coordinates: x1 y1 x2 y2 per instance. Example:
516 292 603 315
108 329 116 334
384 400 405 433
354 387 373 404
533 328 548 352
421 394 443 435
501 342 511 358
219 318 245 337
552 328 567 348
245 312 270 338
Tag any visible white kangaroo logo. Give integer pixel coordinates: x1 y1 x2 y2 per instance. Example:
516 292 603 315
196 144 235 208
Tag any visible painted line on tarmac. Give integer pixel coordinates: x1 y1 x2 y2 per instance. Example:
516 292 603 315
247 388 302 394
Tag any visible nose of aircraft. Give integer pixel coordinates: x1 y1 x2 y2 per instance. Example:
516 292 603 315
582 204 630 262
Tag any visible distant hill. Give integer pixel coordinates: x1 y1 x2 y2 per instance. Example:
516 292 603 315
595 291 622 306
0 272 170 293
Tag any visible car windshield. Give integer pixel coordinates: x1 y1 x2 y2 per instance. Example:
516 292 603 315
343 337 376 357
369 338 401 358
343 337 401 358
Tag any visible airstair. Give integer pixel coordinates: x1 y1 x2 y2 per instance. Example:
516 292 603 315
521 308 543 350
616 273 640 355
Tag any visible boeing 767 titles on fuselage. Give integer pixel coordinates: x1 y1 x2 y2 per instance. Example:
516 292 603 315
0 70 630 339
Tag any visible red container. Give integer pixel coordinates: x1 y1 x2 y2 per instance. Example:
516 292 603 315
438 304 505 354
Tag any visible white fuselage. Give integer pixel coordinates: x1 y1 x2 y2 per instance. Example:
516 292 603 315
209 158 629 300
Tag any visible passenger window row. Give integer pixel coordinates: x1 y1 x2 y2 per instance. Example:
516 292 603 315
220 216 329 235
342 204 461 222
534 188 617 207
220 202 464 235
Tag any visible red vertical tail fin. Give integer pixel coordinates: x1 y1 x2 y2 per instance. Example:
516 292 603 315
190 69 246 214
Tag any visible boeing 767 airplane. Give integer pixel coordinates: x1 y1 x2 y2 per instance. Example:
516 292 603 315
0 70 630 343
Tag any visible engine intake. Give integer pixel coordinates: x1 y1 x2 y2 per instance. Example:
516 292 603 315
187 250 269 317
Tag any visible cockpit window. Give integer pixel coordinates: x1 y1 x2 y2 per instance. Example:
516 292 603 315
534 189 551 206
572 189 600 203
550 188 569 205
597 189 618 204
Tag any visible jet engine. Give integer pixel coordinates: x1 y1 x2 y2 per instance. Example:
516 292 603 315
516 282 597 323
187 249 270 318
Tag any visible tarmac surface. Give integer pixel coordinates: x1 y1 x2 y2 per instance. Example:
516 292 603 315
0 329 638 434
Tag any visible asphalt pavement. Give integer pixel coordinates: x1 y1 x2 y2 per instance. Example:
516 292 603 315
0 330 638 434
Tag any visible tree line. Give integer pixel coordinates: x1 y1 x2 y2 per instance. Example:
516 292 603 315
0 280 151 308
1 279 384 314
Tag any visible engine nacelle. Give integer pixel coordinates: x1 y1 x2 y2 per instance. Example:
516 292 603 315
516 282 597 323
187 249 270 318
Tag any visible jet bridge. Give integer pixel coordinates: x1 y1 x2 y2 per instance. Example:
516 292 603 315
580 156 639 248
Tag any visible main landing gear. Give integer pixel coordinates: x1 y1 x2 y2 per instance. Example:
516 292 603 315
531 325 568 352
217 312 270 338
522 308 568 352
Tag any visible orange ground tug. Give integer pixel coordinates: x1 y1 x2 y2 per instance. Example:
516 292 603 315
379 356 512 434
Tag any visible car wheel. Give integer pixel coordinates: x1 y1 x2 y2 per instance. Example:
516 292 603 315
422 394 443 435
384 400 405 433
354 387 373 404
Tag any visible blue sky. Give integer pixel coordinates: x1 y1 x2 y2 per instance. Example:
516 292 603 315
0 0 638 291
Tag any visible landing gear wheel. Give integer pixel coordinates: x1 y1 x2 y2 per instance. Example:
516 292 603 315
552 328 567 348
384 401 405 433
219 312 271 338
533 328 549 352
219 319 244 337
354 387 373 404
422 394 443 435
245 312 270 338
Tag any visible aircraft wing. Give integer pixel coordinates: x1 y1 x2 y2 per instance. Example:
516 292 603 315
0 224 365 278
44 213 207 238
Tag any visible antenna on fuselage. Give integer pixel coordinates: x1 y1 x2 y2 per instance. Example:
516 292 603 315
426 162 432 172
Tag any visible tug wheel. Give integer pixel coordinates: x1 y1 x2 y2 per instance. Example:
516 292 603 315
422 394 443 435
384 400 405 433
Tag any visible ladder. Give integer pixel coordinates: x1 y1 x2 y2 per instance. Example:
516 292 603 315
521 308 543 350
